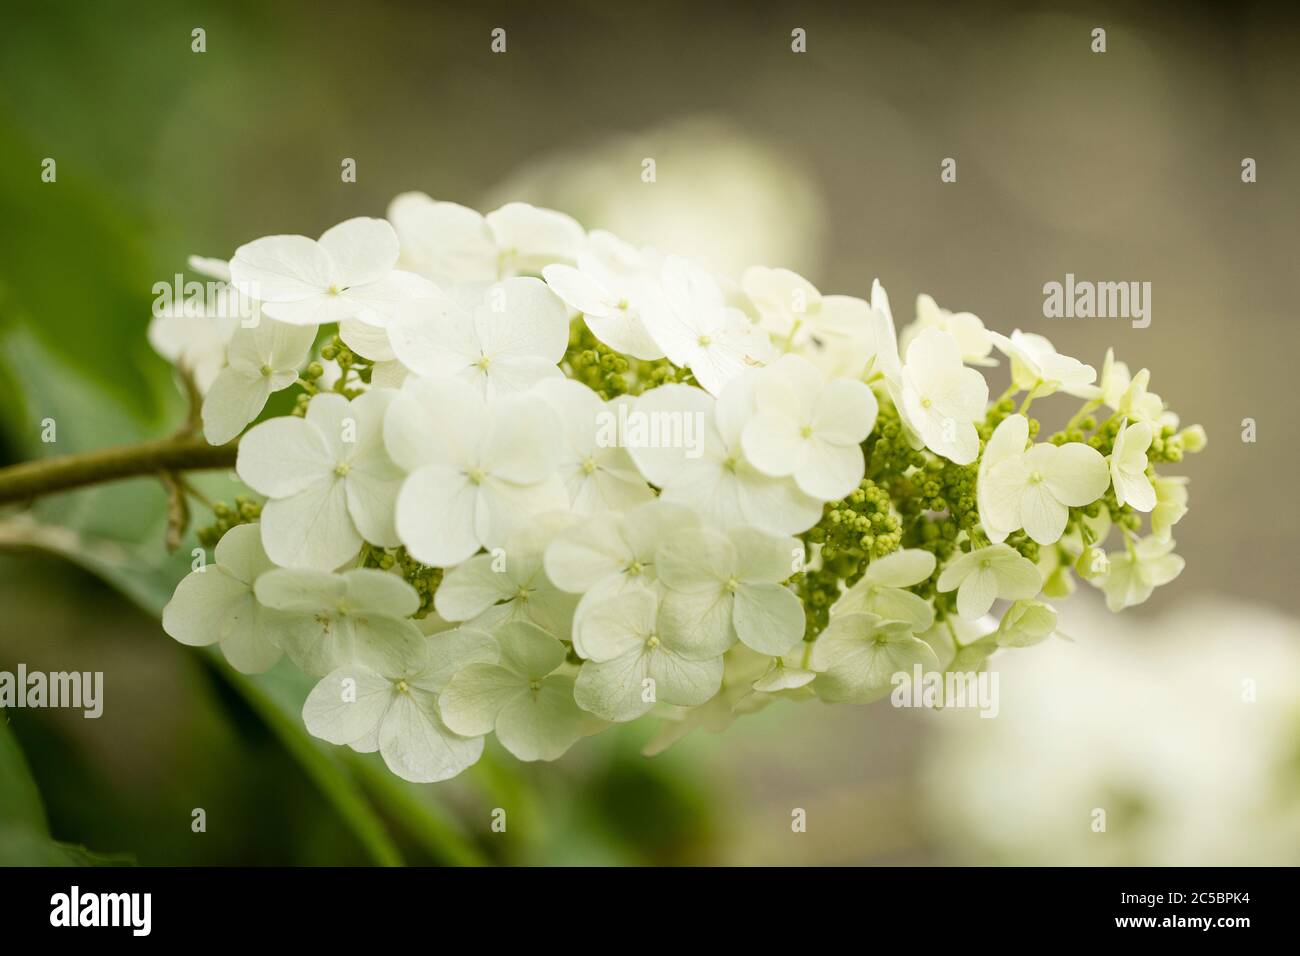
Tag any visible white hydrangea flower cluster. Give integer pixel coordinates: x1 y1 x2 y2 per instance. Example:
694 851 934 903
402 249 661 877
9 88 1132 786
157 194 1206 783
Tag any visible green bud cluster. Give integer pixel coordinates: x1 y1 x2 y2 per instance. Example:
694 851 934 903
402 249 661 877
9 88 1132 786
294 334 373 414
561 319 694 397
197 496 262 549
362 544 443 618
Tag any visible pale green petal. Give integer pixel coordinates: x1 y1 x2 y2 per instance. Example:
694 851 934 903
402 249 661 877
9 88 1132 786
494 675 584 761
379 692 484 783
1018 482 1069 545
1042 442 1109 506
647 648 724 706
996 599 1058 647
437 662 525 736
732 583 805 655
254 567 345 613
729 527 802 583
413 627 500 695
862 548 936 588
542 512 630 592
835 584 935 633
574 587 657 662
990 551 1043 601
493 620 567 679
434 554 513 621
303 665 395 745
163 566 250 648
343 568 421 618
956 567 1000 619
812 614 936 704
658 587 734 659
655 528 735 591
574 650 653 722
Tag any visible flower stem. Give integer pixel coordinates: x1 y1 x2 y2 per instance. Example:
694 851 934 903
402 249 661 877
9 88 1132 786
0 435 238 505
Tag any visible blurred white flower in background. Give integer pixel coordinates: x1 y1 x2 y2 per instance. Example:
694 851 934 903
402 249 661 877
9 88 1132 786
922 595 1300 865
485 116 827 279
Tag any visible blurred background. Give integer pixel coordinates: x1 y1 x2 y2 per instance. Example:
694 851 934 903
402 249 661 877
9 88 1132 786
1 0 1297 865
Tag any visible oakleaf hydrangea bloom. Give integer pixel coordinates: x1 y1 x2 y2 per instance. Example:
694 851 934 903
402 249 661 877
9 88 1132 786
830 548 936 632
533 379 654 514
438 621 586 761
989 330 1099 400
237 390 403 569
572 587 723 722
303 627 496 783
1095 535 1185 612
811 613 940 704
1110 419 1157 512
384 377 567 566
936 544 1042 620
254 566 427 676
230 217 437 327
162 524 286 673
202 318 315 444
434 516 578 638
387 277 569 399
901 293 996 367
892 327 988 464
628 381 820 535
387 193 584 282
642 256 773 396
655 526 805 657
543 231 667 360
978 414 1109 545
740 354 878 500
152 195 1205 783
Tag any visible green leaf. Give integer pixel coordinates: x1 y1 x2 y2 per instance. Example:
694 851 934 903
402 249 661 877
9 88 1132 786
0 718 134 866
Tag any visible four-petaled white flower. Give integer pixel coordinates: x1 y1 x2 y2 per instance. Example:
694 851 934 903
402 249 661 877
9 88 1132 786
543 500 701 656
303 627 496 783
741 266 880 352
641 255 774 396
988 330 1100 400
1096 535 1185 611
162 524 286 673
534 378 655 514
201 318 315 444
740 353 879 500
438 621 587 762
655 526 806 657
978 413 1110 545
230 217 438 327
237 390 403 570
902 293 996 366
387 277 569 400
384 376 567 567
936 543 1043 619
830 548 937 632
387 193 585 283
1110 419 1156 512
254 566 428 677
433 516 579 639
543 231 667 360
892 327 989 464
627 380 821 534
811 612 940 704
572 587 724 723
